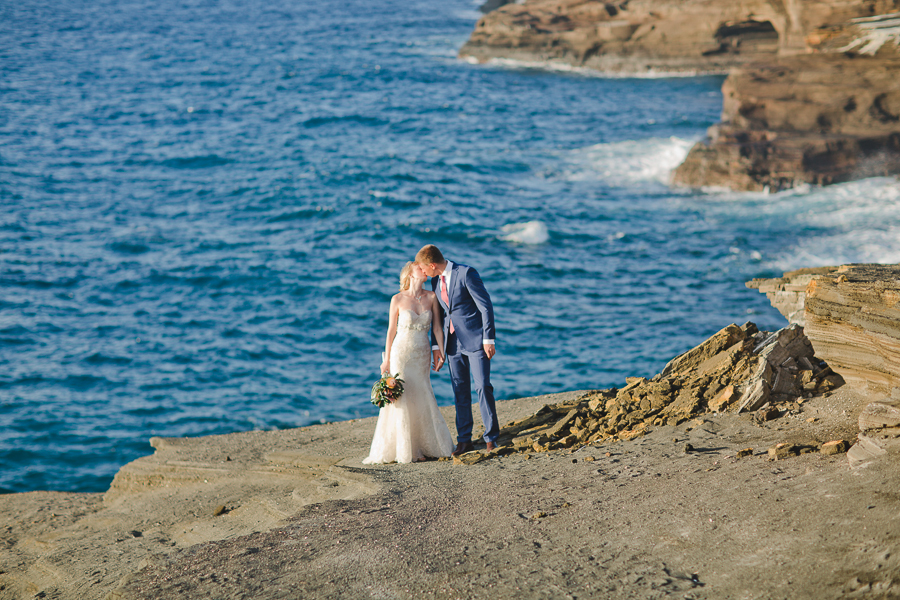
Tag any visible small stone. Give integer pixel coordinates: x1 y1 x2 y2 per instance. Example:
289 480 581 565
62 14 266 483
532 511 547 519
212 505 227 517
768 443 798 460
559 434 579 448
129 530 143 538
821 440 850 455
583 456 595 462
683 443 694 453
735 448 753 458
453 451 486 465
755 405 780 423
806 417 818 423
605 452 612 457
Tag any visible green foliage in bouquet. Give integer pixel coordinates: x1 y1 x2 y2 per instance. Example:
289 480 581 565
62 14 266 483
371 373 405 408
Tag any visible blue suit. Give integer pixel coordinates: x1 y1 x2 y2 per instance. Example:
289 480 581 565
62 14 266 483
432 262 499 444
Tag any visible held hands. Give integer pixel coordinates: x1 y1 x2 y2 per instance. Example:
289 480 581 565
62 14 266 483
483 344 496 360
432 349 444 372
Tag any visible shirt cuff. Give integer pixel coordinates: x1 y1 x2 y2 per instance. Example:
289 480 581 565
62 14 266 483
483 339 494 345
432 345 439 350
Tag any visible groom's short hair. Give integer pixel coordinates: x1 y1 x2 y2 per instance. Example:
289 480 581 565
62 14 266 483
415 245 444 265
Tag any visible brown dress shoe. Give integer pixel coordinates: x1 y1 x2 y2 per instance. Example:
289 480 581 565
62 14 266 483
451 442 475 457
485 441 497 452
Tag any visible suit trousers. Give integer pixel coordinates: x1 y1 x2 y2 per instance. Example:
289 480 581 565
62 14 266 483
446 331 499 444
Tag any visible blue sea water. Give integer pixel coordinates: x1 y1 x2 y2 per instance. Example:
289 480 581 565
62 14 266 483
3 0 900 494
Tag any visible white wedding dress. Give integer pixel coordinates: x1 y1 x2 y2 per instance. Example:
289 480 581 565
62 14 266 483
363 309 454 464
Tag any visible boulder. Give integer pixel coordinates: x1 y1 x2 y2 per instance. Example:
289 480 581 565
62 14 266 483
820 440 851 455
496 318 833 456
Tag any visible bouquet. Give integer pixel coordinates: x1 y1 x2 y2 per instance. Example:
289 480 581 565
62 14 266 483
371 373 405 408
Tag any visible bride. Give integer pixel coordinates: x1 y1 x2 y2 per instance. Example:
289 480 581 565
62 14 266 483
363 262 454 463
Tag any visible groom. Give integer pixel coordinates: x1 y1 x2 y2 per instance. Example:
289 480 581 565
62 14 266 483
415 244 499 455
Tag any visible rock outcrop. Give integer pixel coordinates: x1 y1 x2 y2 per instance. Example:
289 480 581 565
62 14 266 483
462 1 900 190
749 263 900 466
461 0 900 73
749 264 900 397
497 321 842 454
672 54 900 191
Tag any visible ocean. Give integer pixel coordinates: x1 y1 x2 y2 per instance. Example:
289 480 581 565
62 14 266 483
3 0 900 494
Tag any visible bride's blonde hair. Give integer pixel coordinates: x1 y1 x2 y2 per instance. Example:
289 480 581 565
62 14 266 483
399 261 415 291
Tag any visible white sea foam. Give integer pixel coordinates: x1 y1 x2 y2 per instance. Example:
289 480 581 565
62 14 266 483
560 136 697 186
696 177 900 270
770 178 900 269
481 57 727 79
500 220 550 244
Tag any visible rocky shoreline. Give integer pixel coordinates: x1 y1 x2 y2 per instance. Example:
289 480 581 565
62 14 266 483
461 0 900 191
3 264 900 599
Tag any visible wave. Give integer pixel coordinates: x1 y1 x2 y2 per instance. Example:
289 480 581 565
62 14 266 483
475 57 727 79
499 220 549 244
766 178 900 269
559 136 697 186
693 177 900 270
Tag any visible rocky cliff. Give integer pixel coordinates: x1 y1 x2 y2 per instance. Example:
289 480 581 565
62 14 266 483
461 1 900 190
460 0 900 73
672 54 900 190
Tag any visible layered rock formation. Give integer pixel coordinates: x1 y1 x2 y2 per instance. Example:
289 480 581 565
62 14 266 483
749 263 900 465
749 264 900 396
461 1 900 190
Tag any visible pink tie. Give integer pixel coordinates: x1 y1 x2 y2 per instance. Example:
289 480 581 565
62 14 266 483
441 275 454 334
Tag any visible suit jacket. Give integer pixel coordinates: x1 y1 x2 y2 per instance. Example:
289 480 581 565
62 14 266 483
432 262 495 355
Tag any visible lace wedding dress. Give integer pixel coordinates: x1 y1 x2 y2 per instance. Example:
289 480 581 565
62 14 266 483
363 309 454 463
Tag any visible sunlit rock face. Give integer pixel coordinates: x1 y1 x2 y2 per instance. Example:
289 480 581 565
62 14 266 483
673 55 900 192
749 264 900 398
461 0 900 74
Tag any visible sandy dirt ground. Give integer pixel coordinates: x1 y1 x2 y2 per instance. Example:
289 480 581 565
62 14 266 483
2 388 899 600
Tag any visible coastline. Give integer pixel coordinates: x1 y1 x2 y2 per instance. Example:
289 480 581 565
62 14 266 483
461 0 900 191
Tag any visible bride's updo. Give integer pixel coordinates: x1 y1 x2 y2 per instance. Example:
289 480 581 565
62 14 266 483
398 261 415 291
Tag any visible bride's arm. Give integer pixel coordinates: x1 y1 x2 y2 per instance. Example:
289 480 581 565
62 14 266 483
382 296 399 374
430 293 445 368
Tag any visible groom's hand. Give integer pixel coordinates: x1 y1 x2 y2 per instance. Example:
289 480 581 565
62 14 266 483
432 349 444 372
484 344 496 359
